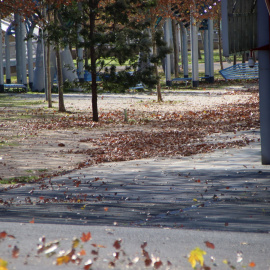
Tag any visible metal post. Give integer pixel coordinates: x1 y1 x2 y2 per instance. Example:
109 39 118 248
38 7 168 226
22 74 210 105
0 18 4 92
191 15 199 87
165 18 172 86
204 29 210 78
258 0 270 164
208 19 214 83
27 24 34 90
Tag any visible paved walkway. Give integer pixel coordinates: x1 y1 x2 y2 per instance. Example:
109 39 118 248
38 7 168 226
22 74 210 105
0 129 269 269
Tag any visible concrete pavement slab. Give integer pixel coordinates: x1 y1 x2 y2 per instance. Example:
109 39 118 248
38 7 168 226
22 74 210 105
0 222 269 270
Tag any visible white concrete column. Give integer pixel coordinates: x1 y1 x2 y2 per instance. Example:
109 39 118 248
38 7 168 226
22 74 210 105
15 14 22 84
191 15 199 87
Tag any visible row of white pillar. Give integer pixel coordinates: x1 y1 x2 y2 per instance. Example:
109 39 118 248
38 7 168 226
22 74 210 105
0 14 82 92
164 18 215 87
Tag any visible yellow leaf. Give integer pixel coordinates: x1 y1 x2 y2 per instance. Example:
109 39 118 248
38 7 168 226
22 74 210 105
0 258 8 270
188 247 206 268
223 259 228 264
72 238 80 248
56 255 70 265
193 198 198 202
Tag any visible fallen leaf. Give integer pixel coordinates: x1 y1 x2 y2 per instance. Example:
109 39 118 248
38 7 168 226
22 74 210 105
91 244 106 248
56 255 70 265
72 238 80 248
78 249 86 256
141 242 147 249
204 241 215 249
225 222 229 226
104 207 109 212
0 232 7 239
91 250 98 256
154 260 163 269
29 218 35 224
113 239 122 250
81 232 91 243
145 258 152 267
0 258 8 270
58 143 65 147
188 247 207 268
12 246 19 258
249 262 256 267
84 259 93 270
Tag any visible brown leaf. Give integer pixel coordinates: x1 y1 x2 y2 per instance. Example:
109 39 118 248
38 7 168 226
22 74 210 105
204 241 215 249
29 218 35 224
84 259 93 270
113 239 122 250
154 260 163 269
145 258 152 267
58 143 65 147
0 231 7 239
81 232 91 243
141 242 147 249
12 245 20 258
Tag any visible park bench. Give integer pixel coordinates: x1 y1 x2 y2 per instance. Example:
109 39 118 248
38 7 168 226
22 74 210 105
219 63 259 80
172 76 210 86
172 77 192 86
3 84 27 93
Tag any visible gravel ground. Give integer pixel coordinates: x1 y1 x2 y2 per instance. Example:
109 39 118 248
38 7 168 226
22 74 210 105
0 85 258 180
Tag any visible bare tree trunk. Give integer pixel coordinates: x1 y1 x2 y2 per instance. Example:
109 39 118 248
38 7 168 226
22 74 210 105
54 11 66 112
55 45 66 112
198 46 202 60
151 25 162 102
242 52 246 63
46 16 52 108
217 17 223 70
90 0 98 122
171 19 179 78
